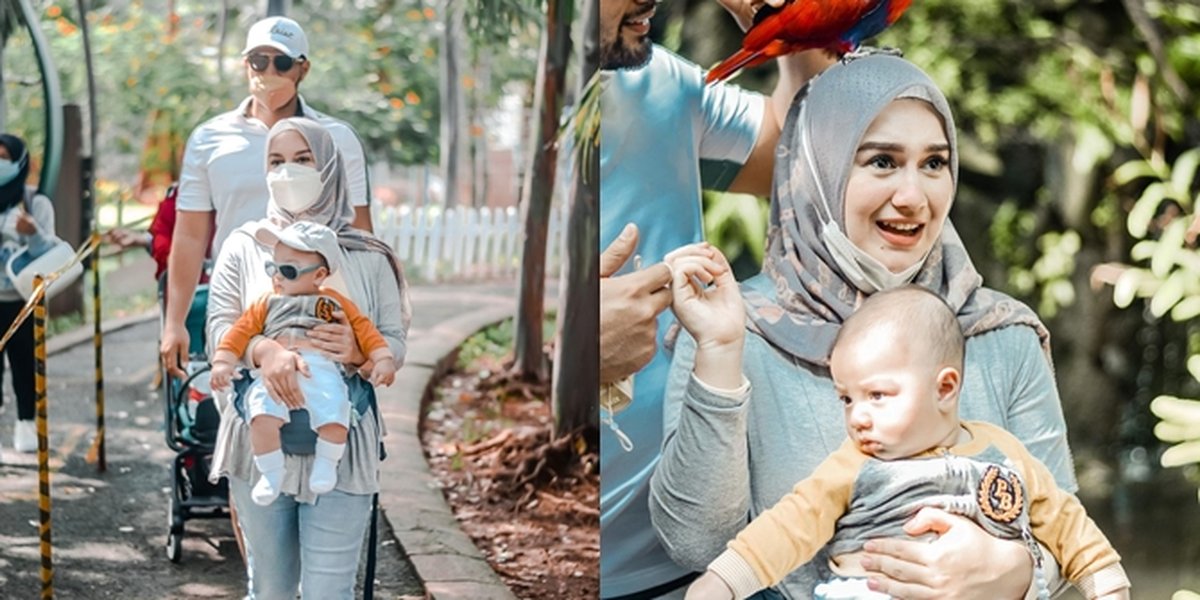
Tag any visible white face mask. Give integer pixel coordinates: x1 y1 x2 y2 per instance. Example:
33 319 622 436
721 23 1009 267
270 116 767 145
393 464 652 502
266 163 323 213
821 223 926 294
0 151 27 186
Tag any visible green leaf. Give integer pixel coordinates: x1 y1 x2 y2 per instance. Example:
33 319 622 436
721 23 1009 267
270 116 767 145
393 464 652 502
1171 148 1200 202
1161 440 1200 468
1113 268 1145 308
1152 219 1188 277
1129 183 1167 239
1113 158 1162 185
1131 240 1158 261
1150 270 1187 316
1170 296 1200 321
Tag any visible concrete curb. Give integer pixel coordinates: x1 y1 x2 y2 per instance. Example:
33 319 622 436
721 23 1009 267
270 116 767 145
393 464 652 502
375 299 520 600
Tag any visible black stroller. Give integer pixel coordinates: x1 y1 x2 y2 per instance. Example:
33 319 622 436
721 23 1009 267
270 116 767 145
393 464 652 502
159 272 229 563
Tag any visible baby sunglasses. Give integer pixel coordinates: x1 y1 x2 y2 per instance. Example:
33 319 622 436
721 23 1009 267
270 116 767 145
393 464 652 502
247 53 303 73
265 261 323 280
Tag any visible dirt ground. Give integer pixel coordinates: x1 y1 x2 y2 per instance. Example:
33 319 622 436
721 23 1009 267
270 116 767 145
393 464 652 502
421 356 599 600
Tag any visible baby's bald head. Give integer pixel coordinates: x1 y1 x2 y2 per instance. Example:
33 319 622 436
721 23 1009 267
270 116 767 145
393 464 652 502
832 286 964 372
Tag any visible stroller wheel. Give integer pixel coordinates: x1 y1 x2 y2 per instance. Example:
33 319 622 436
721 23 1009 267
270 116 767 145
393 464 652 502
167 497 184 563
167 529 182 563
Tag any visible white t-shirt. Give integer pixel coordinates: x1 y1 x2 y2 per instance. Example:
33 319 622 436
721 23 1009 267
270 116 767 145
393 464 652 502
175 96 370 249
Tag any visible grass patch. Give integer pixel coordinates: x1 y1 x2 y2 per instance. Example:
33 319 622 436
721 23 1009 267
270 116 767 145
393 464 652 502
456 312 557 370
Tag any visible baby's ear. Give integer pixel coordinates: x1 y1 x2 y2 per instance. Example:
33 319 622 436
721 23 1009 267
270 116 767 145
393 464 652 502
936 366 961 411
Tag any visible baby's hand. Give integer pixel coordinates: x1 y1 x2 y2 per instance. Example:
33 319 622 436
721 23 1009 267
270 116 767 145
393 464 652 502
371 357 397 387
209 361 239 391
685 571 735 600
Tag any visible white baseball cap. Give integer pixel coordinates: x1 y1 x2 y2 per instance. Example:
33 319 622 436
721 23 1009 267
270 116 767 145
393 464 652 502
255 221 341 275
242 16 308 59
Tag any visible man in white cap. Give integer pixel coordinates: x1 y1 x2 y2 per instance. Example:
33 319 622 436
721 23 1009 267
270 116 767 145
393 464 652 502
162 15 373 378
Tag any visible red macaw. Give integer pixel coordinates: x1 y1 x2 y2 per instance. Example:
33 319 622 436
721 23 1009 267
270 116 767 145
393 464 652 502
705 0 912 84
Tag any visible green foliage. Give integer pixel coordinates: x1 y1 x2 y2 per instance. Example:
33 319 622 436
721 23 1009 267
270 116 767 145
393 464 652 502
463 0 540 48
702 190 766 279
2 1 539 198
456 313 556 370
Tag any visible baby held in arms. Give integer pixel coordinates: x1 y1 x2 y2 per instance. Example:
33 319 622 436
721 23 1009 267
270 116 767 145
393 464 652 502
664 260 1130 600
210 221 397 505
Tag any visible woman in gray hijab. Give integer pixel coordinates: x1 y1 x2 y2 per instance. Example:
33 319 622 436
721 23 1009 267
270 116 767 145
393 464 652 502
650 54 1078 598
206 117 409 599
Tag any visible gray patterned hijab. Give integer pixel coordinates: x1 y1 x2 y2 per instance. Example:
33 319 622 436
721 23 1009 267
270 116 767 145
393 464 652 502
264 117 411 328
745 54 1049 366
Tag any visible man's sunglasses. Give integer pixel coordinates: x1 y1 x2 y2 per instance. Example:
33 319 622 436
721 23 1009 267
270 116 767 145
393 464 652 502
247 53 303 73
265 261 322 280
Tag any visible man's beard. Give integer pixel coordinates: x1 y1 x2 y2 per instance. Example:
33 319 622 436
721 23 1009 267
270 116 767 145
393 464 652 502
601 34 652 70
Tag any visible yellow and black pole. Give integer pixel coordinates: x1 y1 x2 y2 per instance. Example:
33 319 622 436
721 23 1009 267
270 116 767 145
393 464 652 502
90 232 105 472
33 275 54 599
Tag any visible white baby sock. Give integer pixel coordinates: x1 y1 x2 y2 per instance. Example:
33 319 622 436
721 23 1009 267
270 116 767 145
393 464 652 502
251 450 286 506
309 439 345 495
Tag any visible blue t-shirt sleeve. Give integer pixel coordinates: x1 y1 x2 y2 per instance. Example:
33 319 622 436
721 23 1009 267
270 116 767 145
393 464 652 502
696 79 764 191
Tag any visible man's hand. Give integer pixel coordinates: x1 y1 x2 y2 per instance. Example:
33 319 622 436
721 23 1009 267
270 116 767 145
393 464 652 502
716 0 787 32
160 322 191 379
860 507 1033 600
600 223 673 384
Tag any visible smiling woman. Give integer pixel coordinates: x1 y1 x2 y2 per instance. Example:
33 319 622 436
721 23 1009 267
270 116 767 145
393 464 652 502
650 53 1086 599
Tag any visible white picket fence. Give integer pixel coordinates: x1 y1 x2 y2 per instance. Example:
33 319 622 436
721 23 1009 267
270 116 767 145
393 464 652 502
372 202 567 282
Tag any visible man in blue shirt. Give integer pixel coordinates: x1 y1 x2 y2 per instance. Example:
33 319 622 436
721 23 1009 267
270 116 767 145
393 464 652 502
599 1 834 597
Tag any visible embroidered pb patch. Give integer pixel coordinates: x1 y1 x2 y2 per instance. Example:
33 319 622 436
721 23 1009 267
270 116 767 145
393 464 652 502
315 296 337 322
977 465 1023 523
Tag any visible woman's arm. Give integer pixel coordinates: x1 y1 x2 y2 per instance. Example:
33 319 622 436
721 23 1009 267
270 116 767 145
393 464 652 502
649 332 753 571
363 252 408 366
24 194 57 255
205 236 246 360
1000 326 1078 492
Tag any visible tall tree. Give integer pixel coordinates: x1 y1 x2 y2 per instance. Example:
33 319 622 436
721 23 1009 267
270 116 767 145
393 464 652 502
552 0 600 435
512 0 573 382
438 0 466 208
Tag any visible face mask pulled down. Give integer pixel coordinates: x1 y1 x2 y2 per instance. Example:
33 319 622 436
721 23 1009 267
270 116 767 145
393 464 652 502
267 163 323 214
249 73 296 111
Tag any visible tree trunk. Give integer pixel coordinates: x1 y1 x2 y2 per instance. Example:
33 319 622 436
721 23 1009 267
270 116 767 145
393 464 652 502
512 0 573 382
472 53 491 208
438 0 465 208
552 0 599 436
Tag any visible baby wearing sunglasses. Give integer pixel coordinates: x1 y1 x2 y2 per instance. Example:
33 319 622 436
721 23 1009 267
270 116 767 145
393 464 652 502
209 221 398 505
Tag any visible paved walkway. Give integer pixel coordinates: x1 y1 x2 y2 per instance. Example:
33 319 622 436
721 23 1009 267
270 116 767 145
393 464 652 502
0 251 528 598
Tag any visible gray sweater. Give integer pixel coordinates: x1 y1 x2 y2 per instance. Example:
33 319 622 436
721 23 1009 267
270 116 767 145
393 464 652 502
650 274 1077 599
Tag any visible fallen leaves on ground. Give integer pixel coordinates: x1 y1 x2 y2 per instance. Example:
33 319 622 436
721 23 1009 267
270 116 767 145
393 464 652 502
422 355 599 600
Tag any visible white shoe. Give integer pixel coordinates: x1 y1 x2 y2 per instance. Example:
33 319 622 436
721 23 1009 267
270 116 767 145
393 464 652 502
13 420 37 453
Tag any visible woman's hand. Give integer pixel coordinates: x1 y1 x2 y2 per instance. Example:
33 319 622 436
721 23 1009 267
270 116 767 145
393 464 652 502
860 507 1033 600
667 244 744 351
668 245 746 390
254 339 311 409
307 310 366 367
15 207 37 235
